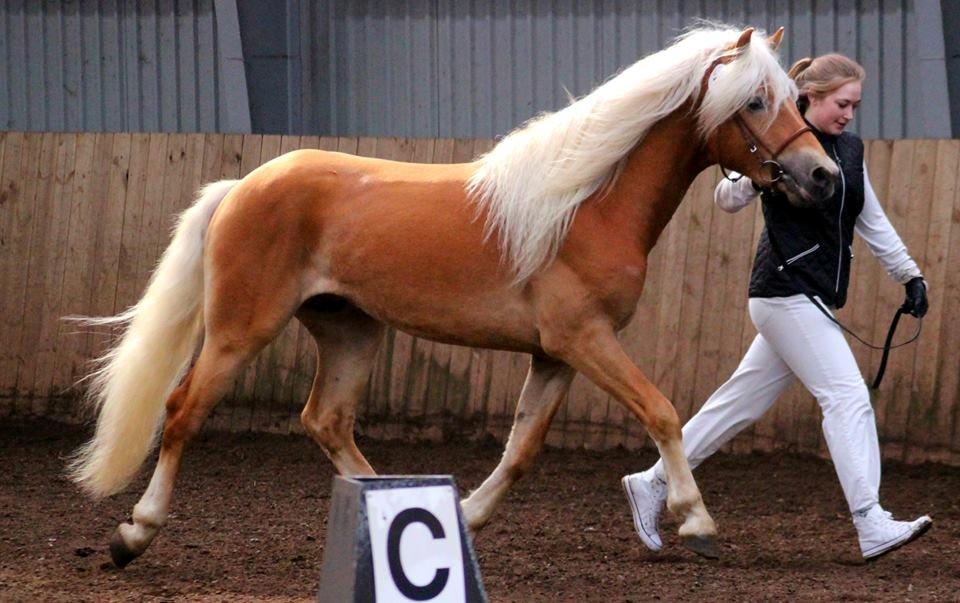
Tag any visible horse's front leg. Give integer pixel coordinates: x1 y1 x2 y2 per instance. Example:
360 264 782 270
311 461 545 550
460 356 575 532
543 318 718 558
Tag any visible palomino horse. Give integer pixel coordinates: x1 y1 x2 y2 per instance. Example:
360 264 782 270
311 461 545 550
70 25 837 567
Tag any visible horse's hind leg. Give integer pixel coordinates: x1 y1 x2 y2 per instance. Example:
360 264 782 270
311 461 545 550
109 323 282 567
108 335 262 566
297 299 384 476
461 356 575 532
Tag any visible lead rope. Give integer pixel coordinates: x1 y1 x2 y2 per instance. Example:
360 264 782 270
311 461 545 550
764 226 921 389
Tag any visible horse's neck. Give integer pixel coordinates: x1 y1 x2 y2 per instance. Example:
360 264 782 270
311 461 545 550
605 109 709 255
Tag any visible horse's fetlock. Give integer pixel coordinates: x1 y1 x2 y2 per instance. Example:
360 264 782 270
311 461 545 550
132 504 166 529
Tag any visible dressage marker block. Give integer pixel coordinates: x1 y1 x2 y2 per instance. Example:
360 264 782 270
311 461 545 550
317 476 487 602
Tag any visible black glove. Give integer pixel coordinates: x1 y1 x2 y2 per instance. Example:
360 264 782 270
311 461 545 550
901 277 928 318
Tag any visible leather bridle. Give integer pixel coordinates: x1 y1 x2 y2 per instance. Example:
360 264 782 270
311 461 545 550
722 115 812 185
698 56 812 186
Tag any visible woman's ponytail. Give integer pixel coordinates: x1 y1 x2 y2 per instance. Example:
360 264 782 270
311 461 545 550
789 58 816 113
788 57 814 80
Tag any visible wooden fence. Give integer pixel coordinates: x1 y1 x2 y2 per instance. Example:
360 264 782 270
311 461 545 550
1 132 958 465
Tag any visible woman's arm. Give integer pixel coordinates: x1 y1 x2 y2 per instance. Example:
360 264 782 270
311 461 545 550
854 161 923 284
713 173 759 213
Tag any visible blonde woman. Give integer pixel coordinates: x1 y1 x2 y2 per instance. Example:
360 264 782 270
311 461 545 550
623 54 931 560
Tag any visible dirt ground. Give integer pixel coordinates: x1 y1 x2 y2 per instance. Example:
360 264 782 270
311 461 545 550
1 418 958 602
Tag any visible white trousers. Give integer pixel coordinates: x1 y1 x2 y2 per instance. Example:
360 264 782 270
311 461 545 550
651 294 881 513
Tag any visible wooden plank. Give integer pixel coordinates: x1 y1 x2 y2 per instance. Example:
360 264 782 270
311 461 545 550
3 134 57 414
48 134 108 407
907 140 959 461
895 140 945 460
0 133 37 407
938 145 960 457
897 140 938 458
879 141 934 459
0 135 10 341
173 134 208 214
84 134 132 372
75 134 117 386
112 134 153 314
219 134 245 179
39 132 83 419
860 139 900 450
24 134 78 416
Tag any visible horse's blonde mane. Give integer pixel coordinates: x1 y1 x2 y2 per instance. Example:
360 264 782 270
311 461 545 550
467 25 796 283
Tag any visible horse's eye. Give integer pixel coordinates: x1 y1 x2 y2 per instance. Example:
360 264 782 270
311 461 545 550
747 97 765 112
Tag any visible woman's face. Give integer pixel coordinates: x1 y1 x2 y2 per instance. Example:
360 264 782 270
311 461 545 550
805 80 862 135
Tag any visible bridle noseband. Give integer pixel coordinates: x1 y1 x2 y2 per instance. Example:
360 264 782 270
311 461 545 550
699 56 812 186
723 115 811 185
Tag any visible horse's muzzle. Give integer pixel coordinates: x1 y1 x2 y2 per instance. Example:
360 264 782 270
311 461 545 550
776 152 838 208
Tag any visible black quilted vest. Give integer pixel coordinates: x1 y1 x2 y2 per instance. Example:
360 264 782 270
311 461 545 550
748 126 865 308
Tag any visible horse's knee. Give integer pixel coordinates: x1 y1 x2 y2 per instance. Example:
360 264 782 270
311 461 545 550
643 400 681 444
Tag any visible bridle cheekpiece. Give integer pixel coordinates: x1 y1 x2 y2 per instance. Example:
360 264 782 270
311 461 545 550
699 55 812 187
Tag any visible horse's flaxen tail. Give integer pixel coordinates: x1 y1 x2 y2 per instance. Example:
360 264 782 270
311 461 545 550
67 179 239 499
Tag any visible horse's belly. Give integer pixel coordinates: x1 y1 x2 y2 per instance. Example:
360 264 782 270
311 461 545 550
342 283 541 354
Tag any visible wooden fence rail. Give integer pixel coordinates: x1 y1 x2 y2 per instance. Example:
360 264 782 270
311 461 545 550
1 132 958 465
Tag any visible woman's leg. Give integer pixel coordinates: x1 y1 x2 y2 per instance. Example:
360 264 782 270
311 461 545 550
649 329 795 482
747 294 930 558
751 295 879 512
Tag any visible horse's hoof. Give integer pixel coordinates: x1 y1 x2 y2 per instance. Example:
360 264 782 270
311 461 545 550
109 529 140 568
681 534 720 559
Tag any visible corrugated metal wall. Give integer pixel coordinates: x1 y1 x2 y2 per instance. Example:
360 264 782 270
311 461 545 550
0 0 250 133
298 0 952 139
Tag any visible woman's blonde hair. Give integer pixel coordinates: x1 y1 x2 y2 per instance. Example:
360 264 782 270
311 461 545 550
788 54 865 112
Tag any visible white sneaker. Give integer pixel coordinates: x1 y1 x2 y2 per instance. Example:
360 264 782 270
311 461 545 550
853 505 932 560
621 470 667 552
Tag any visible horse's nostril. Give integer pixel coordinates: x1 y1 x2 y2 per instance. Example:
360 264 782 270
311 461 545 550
811 166 831 186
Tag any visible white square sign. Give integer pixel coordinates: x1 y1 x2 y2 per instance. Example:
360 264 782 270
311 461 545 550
365 485 466 602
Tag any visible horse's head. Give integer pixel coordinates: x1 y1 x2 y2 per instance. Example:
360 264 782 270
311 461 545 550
702 27 838 208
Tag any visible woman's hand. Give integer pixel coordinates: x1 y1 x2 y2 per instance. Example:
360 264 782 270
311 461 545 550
901 277 928 318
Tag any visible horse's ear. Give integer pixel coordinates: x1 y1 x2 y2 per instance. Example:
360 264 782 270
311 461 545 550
767 27 784 51
735 27 754 50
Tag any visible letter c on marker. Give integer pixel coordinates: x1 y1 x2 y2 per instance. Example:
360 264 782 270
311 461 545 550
386 507 450 600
